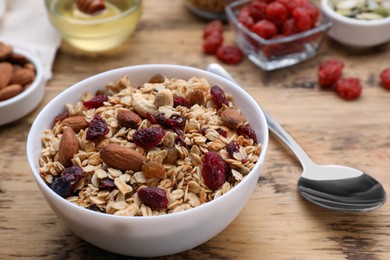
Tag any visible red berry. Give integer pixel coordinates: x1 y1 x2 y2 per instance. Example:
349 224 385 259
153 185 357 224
210 85 228 109
292 7 313 32
276 0 303 11
282 18 299 35
137 187 168 210
155 114 186 128
216 46 243 64
216 128 227 138
203 20 223 39
173 95 192 108
318 59 345 87
248 1 267 21
133 127 166 149
227 140 240 157
266 2 289 25
201 152 228 190
203 32 223 54
335 77 362 101
251 20 278 39
237 125 258 143
86 114 109 140
238 6 255 29
380 67 390 90
83 95 108 109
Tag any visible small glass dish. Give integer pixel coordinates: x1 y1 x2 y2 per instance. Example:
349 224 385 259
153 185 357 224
225 0 332 71
184 0 237 21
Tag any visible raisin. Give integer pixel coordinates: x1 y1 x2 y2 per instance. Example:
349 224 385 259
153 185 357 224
292 7 313 32
142 161 165 179
335 77 362 101
63 165 84 179
133 127 166 149
251 20 278 39
148 74 165 83
216 46 243 65
173 95 192 108
201 152 228 190
318 59 345 87
210 85 228 109
266 2 289 25
203 20 223 39
199 127 208 136
237 125 258 144
53 111 69 125
227 140 240 157
87 204 104 212
86 114 109 140
51 165 84 198
380 67 390 90
83 94 108 109
156 114 186 128
99 178 115 190
203 31 224 54
137 187 168 210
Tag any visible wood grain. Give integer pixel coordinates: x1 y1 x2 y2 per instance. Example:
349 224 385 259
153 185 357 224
1 0 390 259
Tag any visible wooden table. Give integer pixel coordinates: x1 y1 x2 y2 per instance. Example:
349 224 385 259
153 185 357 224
1 0 389 259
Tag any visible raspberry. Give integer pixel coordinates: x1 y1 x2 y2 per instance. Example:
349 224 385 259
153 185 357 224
86 115 109 140
318 59 345 87
292 7 313 32
203 31 223 54
251 20 278 39
380 67 390 90
133 127 166 149
201 152 228 190
266 2 289 25
335 77 362 101
137 187 168 210
83 94 108 109
216 46 243 64
210 85 228 109
203 20 223 39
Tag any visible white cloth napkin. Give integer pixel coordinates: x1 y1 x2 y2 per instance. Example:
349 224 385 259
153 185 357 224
0 0 61 80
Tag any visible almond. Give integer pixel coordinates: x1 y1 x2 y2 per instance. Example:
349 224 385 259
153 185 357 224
0 62 13 88
0 43 12 60
220 108 246 129
100 144 145 171
0 84 23 101
142 161 165 179
10 68 35 85
61 116 89 132
9 52 29 65
117 109 142 128
58 127 79 166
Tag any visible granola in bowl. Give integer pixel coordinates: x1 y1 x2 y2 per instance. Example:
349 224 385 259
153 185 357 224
39 74 262 216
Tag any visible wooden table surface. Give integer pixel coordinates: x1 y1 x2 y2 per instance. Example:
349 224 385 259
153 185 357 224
1 0 390 259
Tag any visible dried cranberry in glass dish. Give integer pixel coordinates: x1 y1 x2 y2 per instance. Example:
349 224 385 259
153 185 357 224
225 0 332 71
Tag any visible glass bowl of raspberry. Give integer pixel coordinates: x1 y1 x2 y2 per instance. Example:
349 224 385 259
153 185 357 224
26 64 269 257
225 0 332 71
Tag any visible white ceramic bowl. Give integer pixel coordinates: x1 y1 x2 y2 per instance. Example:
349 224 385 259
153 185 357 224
321 0 390 47
26 64 269 257
0 48 44 125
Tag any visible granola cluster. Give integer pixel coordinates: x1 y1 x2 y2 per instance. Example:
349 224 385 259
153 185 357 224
39 74 262 216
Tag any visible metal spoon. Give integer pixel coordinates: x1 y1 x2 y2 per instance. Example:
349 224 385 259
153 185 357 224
207 63 386 212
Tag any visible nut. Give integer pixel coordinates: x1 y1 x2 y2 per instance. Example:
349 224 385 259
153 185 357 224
58 127 79 166
187 89 205 106
220 108 246 129
100 144 145 171
8 53 29 65
142 161 165 179
10 68 35 85
0 43 12 60
76 0 106 15
154 89 173 108
61 116 89 132
0 62 13 88
131 93 159 117
117 109 142 128
0 84 23 101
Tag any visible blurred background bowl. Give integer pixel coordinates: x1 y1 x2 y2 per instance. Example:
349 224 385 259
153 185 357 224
26 64 269 257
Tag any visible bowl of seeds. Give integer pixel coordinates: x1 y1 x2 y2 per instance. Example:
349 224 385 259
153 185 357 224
321 0 390 47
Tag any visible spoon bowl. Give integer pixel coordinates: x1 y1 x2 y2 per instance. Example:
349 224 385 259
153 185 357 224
207 63 386 212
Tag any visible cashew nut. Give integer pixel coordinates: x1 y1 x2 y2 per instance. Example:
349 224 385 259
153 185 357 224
154 88 173 108
131 93 158 117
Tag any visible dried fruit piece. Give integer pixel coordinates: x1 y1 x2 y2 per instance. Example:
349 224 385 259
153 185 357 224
237 125 258 144
99 178 116 190
187 89 205 106
173 95 191 108
252 20 278 39
220 108 246 129
380 67 390 90
202 152 228 190
155 114 186 128
53 112 69 125
51 165 84 198
335 77 362 101
100 144 145 171
117 109 142 128
318 59 345 87
148 73 165 83
83 94 108 109
58 127 79 167
266 1 289 25
86 115 109 140
210 85 228 109
203 31 224 54
203 20 223 39
61 116 89 132
137 187 168 210
142 161 165 179
227 140 240 157
133 127 166 149
76 0 105 15
163 147 179 164
216 46 243 65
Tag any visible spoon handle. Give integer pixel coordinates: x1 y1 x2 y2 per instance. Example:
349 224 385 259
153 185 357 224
206 63 314 169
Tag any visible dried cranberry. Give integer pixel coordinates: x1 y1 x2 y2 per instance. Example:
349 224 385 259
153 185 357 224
276 0 302 12
263 35 304 58
248 1 267 21
99 178 115 190
203 20 223 39
202 152 228 190
238 6 255 29
210 85 228 109
199 127 208 136
62 165 84 179
203 32 224 54
173 128 185 145
137 187 168 210
292 7 313 32
146 112 158 124
173 95 192 108
83 95 108 109
133 127 166 149
318 59 345 87
282 18 299 36
216 46 243 65
251 20 278 39
227 140 240 157
335 77 362 101
86 115 109 140
237 125 258 144
380 67 390 90
266 2 289 25
156 114 186 128
51 165 84 198
216 128 227 138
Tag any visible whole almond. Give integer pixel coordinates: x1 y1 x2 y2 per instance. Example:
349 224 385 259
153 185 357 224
0 43 12 60
0 84 23 101
142 161 165 179
58 127 79 166
100 144 145 171
117 110 142 128
220 108 246 129
10 68 35 85
8 53 29 65
61 116 89 132
0 62 13 88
